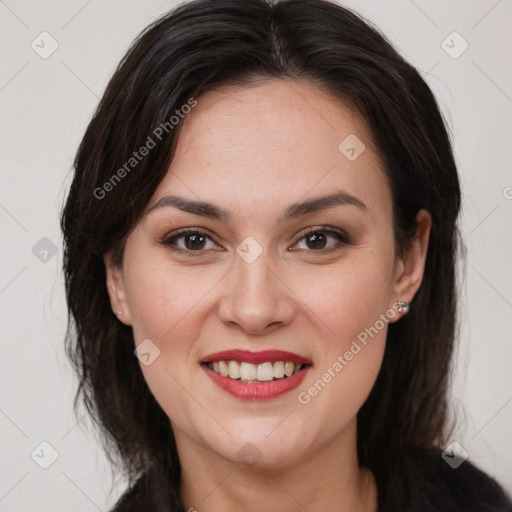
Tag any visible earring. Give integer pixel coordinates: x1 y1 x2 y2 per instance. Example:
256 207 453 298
396 301 410 314
114 310 122 316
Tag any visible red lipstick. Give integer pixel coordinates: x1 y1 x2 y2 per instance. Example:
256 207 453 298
201 349 311 365
200 349 312 401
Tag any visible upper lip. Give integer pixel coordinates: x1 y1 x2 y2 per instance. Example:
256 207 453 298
201 349 312 365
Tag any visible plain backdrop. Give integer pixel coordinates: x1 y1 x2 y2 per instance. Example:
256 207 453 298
1 0 511 510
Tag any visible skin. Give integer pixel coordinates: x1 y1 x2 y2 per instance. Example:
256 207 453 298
105 79 431 512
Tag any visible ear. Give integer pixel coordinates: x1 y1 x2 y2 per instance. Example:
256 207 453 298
104 251 132 326
389 209 431 322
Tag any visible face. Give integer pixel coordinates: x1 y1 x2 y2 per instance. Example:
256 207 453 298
105 79 429 469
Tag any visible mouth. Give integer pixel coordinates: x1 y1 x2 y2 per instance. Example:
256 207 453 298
200 350 312 400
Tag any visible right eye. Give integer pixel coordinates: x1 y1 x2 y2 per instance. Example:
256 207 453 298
160 228 224 256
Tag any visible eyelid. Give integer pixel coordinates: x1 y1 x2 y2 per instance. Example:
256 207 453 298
294 225 350 243
160 227 222 244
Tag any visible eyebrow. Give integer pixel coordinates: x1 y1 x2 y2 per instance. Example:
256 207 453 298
147 190 367 222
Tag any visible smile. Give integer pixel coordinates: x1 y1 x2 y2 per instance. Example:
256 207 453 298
200 350 312 400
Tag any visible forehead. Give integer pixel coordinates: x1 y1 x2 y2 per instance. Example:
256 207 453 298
150 79 391 222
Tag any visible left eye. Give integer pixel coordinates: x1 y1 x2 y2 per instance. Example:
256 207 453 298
292 229 348 251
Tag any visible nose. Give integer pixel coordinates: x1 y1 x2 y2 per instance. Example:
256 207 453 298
217 254 296 335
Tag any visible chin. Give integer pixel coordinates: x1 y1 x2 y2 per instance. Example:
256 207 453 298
192 415 320 469
216 436 309 470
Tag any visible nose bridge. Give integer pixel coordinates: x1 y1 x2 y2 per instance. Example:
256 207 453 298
234 253 275 301
218 247 295 333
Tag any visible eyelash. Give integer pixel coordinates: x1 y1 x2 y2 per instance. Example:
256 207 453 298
159 226 351 257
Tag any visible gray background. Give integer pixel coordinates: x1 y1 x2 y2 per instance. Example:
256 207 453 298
1 0 511 510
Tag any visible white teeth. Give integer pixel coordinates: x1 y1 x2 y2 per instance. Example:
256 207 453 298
273 361 285 378
257 362 274 381
228 360 240 379
207 360 306 382
219 360 229 377
240 362 257 381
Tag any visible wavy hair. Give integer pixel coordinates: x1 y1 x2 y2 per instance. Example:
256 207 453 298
61 0 461 509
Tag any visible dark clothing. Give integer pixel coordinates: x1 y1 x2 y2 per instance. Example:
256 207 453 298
111 448 512 511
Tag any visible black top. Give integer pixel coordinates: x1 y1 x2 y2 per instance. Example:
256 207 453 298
111 448 512 512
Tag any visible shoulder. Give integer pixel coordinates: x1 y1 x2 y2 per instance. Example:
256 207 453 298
411 447 512 512
110 448 512 512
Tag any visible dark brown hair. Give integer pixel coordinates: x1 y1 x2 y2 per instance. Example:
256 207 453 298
61 0 462 509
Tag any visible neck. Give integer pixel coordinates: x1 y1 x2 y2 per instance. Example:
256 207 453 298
176 418 377 512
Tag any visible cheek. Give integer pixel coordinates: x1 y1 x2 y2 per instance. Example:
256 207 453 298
122 252 225 434
292 249 392 427
124 252 216 344
297 247 394 339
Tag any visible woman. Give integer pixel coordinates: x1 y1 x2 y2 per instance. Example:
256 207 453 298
60 0 512 510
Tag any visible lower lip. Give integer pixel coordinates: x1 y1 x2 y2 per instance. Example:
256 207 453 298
201 364 311 401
